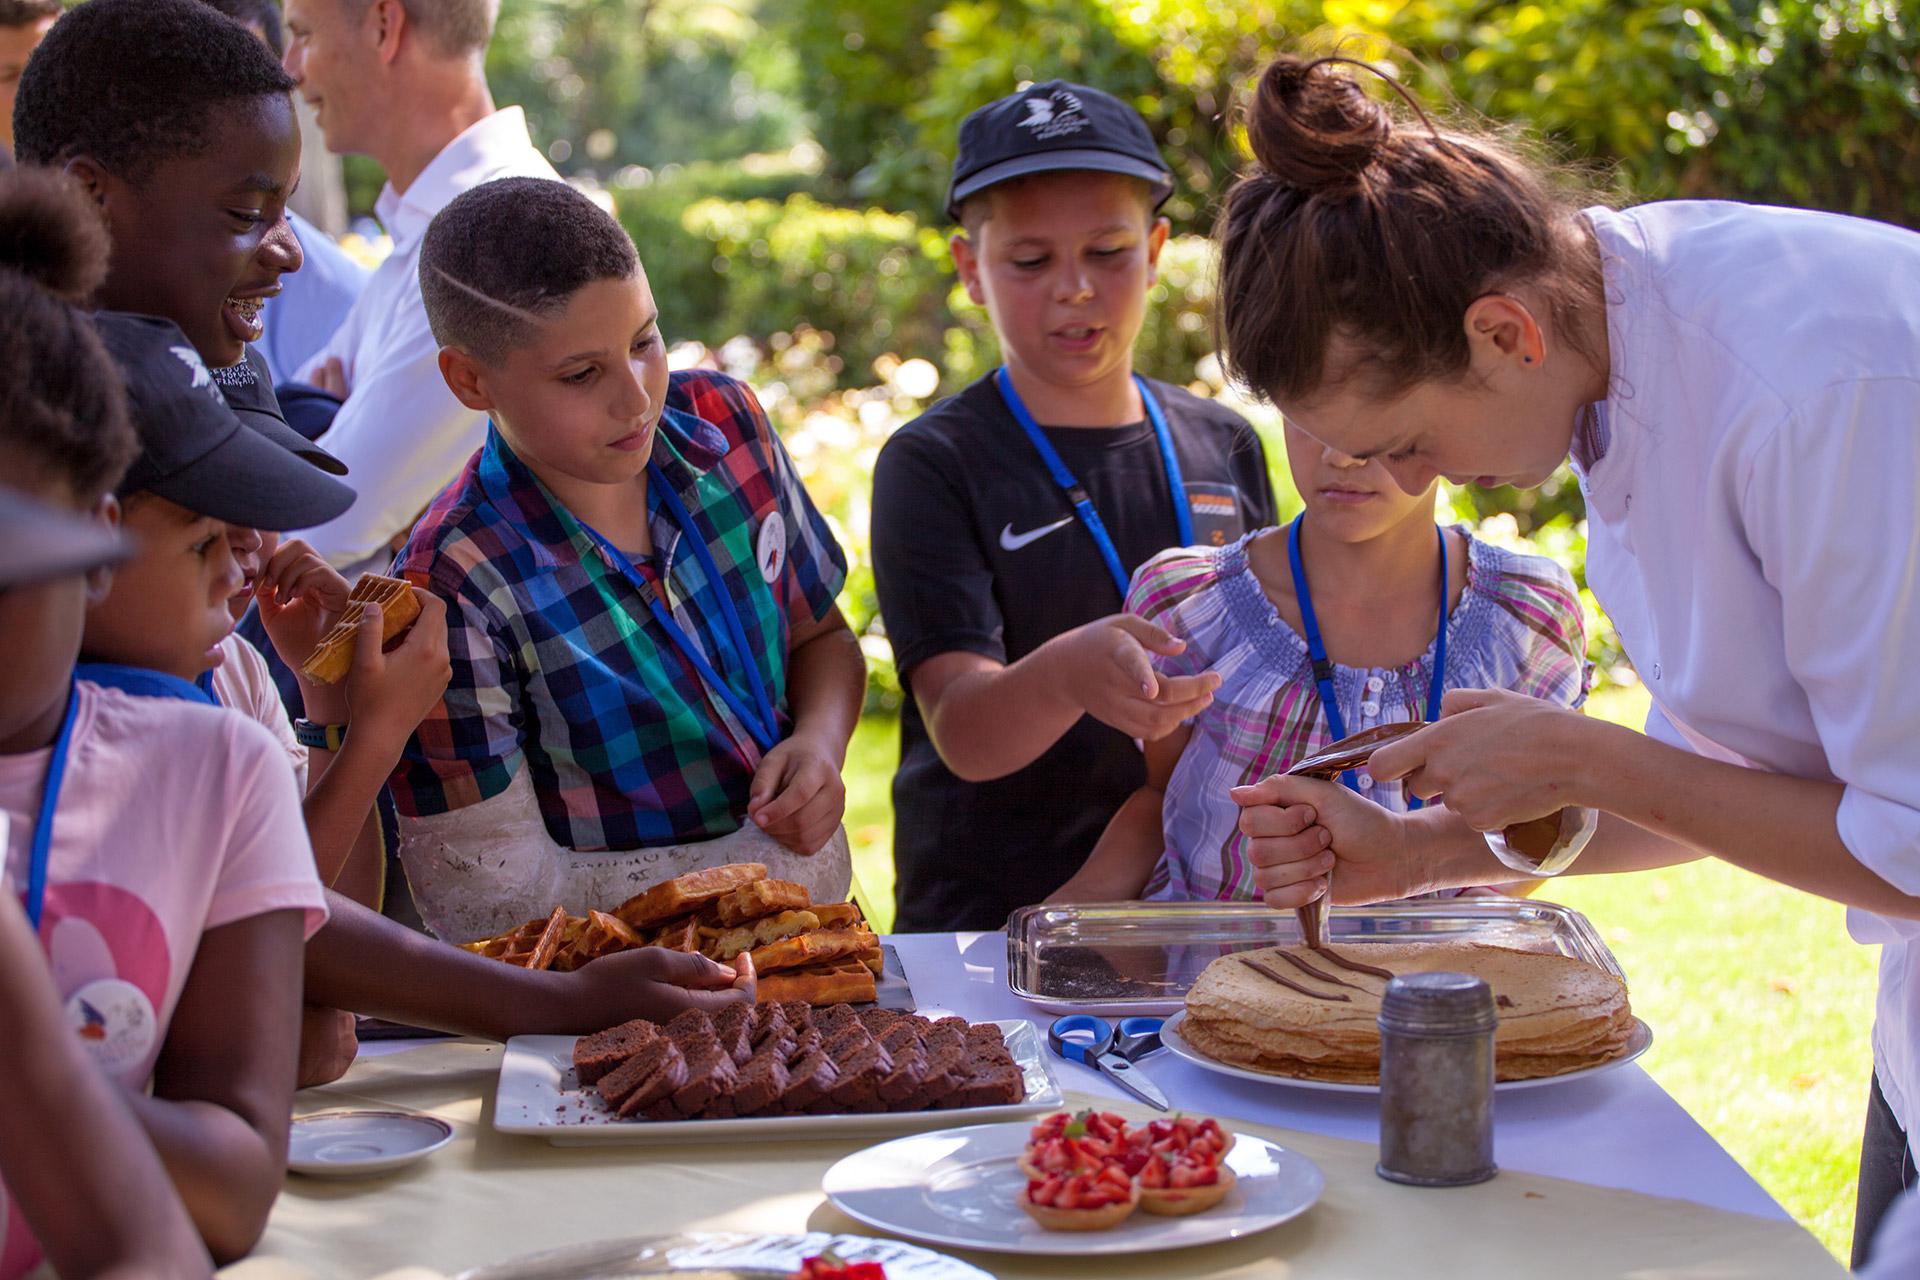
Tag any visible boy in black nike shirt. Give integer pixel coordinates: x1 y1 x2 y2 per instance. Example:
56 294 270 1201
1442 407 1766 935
872 82 1276 931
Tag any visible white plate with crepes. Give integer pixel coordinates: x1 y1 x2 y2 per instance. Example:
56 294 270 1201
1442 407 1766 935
822 1121 1324 1257
1160 1007 1654 1095
493 1019 1062 1145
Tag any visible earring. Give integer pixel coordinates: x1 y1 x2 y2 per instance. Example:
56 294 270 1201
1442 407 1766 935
1523 356 1534 364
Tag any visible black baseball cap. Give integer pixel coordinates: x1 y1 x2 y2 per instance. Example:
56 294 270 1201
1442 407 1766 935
213 345 349 475
92 312 357 531
0 486 131 588
946 80 1175 222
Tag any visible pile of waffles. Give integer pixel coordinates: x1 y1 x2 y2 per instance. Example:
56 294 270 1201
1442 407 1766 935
1018 1110 1236 1231
460 862 882 1005
1182 941 1636 1084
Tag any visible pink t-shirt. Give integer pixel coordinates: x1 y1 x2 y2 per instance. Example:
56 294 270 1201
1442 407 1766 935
0 681 327 1278
210 632 308 786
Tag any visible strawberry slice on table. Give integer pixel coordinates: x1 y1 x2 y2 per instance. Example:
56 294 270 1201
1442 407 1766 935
794 1251 886 1280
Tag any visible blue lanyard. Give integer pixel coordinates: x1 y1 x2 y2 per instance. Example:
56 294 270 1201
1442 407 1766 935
72 663 219 707
993 368 1194 598
1287 515 1448 809
21 680 79 930
577 463 780 754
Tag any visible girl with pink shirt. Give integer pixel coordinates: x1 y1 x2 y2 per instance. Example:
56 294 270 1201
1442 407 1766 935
0 171 325 1273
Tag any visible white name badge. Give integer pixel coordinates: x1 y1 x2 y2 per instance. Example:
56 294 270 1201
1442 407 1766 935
756 512 786 584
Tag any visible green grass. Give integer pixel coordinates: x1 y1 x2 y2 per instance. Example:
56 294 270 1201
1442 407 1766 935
842 686 1876 1259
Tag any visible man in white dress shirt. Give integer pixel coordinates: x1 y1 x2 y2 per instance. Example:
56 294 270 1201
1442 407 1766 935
281 0 559 575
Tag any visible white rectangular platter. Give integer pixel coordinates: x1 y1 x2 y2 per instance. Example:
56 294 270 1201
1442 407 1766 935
494 1019 1062 1146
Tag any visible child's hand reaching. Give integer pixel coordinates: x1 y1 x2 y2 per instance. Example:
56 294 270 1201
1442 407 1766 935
1061 614 1220 742
747 733 847 854
563 947 755 1026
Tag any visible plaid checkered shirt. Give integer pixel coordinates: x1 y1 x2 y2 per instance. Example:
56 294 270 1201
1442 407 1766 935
391 370 847 851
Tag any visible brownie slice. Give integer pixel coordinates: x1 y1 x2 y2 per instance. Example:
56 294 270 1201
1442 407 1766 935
904 1028 968 1109
726 1050 791 1117
945 1062 1026 1109
875 1039 929 1106
611 1039 687 1119
931 1016 971 1035
712 1003 755 1064
816 1037 892 1113
651 1034 737 1120
775 1048 839 1113
876 1019 926 1057
814 1004 863 1037
749 1002 790 1049
856 1007 906 1034
821 1022 872 1060
777 1000 815 1028
783 1025 823 1064
596 1039 664 1109
661 1008 716 1046
573 1018 658 1086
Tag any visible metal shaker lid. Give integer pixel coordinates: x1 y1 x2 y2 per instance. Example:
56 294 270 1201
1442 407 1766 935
1378 972 1498 1037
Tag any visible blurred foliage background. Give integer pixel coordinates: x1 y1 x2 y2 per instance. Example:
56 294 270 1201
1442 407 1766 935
344 0 1913 709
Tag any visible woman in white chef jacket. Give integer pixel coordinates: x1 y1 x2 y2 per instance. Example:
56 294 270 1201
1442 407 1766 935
1214 54 1920 1264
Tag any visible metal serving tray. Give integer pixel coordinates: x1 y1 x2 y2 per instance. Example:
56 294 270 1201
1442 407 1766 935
1006 899 1625 1017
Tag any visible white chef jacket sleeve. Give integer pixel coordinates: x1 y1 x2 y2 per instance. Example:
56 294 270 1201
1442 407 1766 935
1742 375 1920 894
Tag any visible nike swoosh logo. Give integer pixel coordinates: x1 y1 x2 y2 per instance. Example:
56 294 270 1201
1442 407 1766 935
1000 516 1076 552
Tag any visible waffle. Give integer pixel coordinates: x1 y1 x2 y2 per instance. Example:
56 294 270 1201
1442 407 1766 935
755 958 877 1006
300 574 423 684
459 905 571 971
614 863 767 931
458 863 883 1006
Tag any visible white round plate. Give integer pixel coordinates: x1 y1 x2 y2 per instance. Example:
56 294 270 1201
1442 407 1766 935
456 1231 993 1280
288 1110 454 1178
1160 1008 1654 1094
822 1121 1323 1257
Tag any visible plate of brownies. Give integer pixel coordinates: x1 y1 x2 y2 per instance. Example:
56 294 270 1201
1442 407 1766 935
494 1004 1062 1145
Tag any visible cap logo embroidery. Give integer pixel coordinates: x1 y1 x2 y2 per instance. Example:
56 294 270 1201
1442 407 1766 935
168 345 225 402
1019 89 1089 140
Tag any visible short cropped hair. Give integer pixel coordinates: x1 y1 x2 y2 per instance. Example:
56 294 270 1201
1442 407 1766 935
13 0 296 183
199 0 285 57
0 1 61 30
420 177 639 365
349 0 497 57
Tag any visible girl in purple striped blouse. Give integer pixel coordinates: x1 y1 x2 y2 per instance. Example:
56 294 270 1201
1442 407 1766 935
1051 422 1590 903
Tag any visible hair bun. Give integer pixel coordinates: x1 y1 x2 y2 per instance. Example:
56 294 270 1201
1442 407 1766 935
0 167 110 303
1245 55 1394 195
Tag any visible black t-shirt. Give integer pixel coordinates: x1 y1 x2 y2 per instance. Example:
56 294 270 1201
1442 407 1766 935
871 374 1277 932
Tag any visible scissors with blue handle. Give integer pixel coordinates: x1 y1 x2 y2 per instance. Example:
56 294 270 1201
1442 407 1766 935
1047 1015 1170 1112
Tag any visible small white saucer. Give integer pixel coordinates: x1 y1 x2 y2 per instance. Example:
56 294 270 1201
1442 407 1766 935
288 1110 454 1178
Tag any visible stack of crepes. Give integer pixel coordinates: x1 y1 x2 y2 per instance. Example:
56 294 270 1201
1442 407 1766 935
1182 941 1634 1083
459 863 884 1005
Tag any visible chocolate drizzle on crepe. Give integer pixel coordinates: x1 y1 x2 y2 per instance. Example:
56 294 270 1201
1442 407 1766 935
1239 956 1351 1003
1275 949 1368 992
1313 946 1395 981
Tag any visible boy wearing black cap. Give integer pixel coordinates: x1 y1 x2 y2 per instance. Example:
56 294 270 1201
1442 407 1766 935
872 82 1276 931
76 311 451 919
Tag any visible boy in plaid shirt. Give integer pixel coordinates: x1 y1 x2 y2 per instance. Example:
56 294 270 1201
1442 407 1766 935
391 178 864 943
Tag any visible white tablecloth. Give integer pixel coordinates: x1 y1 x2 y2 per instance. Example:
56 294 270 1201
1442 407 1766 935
888 930 1787 1221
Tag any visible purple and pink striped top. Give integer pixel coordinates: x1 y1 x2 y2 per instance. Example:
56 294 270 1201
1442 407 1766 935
1128 527 1590 902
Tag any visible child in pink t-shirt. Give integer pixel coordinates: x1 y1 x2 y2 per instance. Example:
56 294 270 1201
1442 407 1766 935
0 487 212 1279
0 180 326 1273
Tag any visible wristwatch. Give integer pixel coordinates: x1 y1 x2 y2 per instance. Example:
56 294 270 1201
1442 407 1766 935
293 719 348 751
